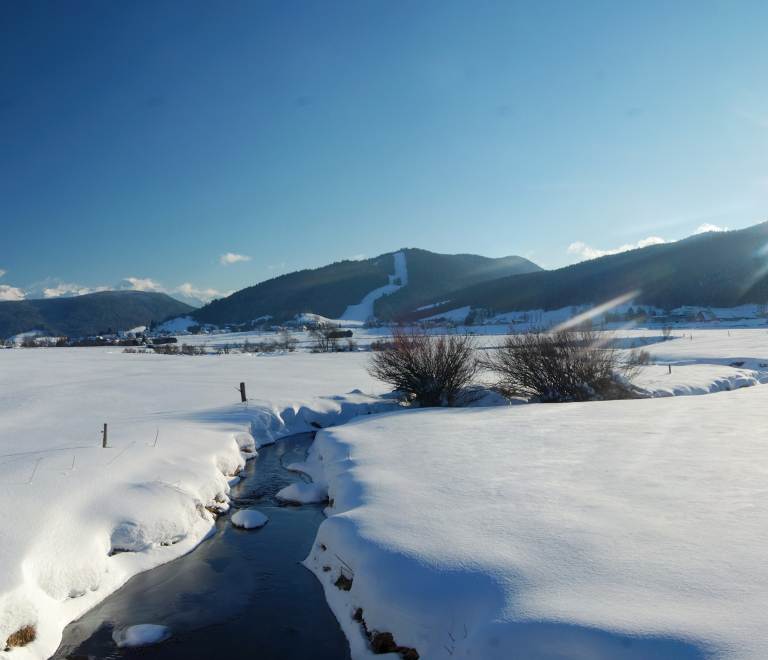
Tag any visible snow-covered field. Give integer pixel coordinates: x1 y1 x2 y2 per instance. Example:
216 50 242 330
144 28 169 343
1 327 767 659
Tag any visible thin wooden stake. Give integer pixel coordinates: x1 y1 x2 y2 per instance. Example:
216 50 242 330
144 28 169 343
669 364 671 374
239 382 247 403
102 423 108 448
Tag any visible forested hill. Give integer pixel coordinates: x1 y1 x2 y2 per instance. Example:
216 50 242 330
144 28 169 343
401 223 768 321
0 291 195 339
372 249 543 320
192 250 542 325
193 256 396 325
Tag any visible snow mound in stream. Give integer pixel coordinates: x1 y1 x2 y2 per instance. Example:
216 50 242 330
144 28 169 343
275 482 327 504
113 624 170 647
231 510 269 529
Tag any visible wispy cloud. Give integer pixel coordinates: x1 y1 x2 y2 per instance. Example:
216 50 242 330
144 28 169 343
0 269 6 279
120 277 227 304
268 263 285 270
17 277 111 300
42 281 110 298
120 277 167 292
0 285 25 301
568 236 667 262
694 223 728 235
350 254 365 261
220 253 251 265
175 282 232 303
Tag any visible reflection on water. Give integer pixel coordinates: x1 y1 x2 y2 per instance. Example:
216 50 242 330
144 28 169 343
54 433 349 660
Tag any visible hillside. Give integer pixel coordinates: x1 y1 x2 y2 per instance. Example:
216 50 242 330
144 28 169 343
192 250 542 325
0 291 195 339
372 249 542 320
401 223 768 321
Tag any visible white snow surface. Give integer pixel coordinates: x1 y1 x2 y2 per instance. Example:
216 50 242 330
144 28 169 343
155 316 197 333
230 510 268 529
277 455 329 504
421 305 471 321
339 252 408 323
2 328 768 659
113 624 170 647
306 390 768 660
0 349 395 660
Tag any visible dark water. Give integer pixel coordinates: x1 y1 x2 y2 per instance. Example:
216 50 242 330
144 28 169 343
54 433 350 660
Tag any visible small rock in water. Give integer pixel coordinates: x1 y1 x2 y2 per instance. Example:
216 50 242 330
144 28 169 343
231 509 269 529
113 624 170 647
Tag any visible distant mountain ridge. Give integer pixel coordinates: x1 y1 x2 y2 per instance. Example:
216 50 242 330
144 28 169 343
191 249 543 325
0 291 195 339
400 223 768 321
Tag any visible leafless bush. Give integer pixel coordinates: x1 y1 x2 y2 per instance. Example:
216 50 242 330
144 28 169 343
21 335 39 348
309 322 341 352
346 338 357 352
277 328 299 351
365 328 483 407
482 323 650 402
151 344 180 355
661 324 672 340
370 338 393 352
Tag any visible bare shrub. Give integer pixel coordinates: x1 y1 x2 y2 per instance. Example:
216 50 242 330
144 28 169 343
309 322 341 353
661 324 672 340
346 338 357 352
482 323 650 402
370 338 393 352
277 328 299 351
335 573 353 591
6 626 35 647
365 328 482 407
151 344 180 355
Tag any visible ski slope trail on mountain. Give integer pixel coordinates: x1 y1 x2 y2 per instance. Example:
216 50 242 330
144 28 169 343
339 252 408 323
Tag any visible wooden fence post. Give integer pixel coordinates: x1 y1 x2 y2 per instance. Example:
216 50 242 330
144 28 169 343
240 382 246 403
103 423 108 448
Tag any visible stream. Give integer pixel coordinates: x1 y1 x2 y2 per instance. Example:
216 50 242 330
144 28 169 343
53 432 350 660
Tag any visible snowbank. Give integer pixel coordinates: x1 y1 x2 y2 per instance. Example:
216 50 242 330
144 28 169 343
0 349 395 659
635 364 765 397
305 389 768 660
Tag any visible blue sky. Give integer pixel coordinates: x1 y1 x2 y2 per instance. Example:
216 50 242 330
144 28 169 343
2 1 768 304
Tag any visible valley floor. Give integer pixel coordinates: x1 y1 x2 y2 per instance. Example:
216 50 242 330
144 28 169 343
0 328 766 659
